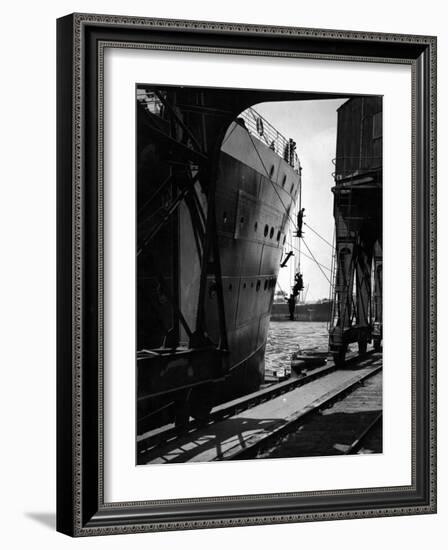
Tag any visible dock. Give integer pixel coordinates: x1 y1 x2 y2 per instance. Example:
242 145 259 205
137 350 382 464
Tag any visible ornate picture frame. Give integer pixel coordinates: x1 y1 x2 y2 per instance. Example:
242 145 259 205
56 13 436 536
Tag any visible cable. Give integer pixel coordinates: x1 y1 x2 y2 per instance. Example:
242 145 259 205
275 278 288 297
287 242 332 272
245 129 334 293
302 238 334 287
303 222 335 249
246 130 336 282
245 131 300 234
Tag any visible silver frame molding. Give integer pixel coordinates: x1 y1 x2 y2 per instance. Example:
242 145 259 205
56 13 437 536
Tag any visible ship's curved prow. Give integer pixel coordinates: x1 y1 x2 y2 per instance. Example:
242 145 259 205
136 89 301 433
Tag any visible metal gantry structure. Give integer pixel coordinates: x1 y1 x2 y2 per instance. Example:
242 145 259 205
137 88 232 427
328 97 383 365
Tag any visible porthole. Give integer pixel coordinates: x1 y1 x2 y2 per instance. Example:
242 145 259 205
254 221 258 232
264 224 269 237
290 182 294 193
277 230 281 241
223 211 228 223
269 165 275 178
283 235 286 244
264 280 268 290
208 283 217 299
240 216 245 225
251 282 254 288
256 280 261 292
282 175 287 188
243 282 247 289
269 227 274 239
228 283 232 291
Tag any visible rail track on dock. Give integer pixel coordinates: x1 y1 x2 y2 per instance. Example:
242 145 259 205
343 410 382 455
137 350 382 464
251 369 382 460
219 363 382 461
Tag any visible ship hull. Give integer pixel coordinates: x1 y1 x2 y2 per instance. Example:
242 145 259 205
137 116 299 432
210 123 299 395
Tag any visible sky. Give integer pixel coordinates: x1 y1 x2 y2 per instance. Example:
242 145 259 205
253 98 348 302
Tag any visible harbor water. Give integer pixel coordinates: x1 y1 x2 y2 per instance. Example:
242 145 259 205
265 320 329 377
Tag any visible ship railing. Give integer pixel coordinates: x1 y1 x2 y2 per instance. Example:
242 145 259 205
136 92 301 173
239 107 301 173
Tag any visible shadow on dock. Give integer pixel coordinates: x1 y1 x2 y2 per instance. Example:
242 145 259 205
138 416 286 465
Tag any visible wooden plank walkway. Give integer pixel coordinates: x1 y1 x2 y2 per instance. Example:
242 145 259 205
257 371 383 458
139 354 382 464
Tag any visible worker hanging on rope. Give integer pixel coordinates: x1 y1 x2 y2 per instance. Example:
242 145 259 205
293 272 304 296
296 208 305 238
285 272 304 320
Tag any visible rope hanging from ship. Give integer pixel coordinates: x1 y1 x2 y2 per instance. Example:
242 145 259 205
244 122 334 311
303 222 335 250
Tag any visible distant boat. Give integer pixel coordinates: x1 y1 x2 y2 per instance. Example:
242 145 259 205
270 300 332 322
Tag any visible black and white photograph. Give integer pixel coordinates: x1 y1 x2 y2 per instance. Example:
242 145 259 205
0 0 442 546
136 86 383 465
